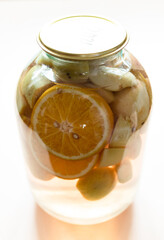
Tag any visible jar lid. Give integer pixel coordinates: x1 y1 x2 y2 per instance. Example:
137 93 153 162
38 15 129 60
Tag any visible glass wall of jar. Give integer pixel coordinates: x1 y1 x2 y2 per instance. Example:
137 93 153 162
16 16 152 225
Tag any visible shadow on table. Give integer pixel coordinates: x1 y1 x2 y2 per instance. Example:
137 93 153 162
35 204 133 240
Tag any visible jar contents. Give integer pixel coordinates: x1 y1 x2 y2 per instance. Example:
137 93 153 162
16 50 152 224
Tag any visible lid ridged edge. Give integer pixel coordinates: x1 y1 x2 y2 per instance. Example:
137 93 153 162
37 15 129 60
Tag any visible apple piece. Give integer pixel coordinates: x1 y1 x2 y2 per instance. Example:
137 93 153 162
89 66 137 91
117 160 132 183
110 116 134 147
76 168 116 201
111 80 150 129
21 65 54 108
99 148 125 167
84 82 114 103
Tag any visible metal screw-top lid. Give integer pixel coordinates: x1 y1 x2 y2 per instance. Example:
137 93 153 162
38 15 129 60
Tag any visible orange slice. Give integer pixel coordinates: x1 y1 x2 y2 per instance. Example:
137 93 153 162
25 143 54 181
30 131 99 179
21 129 54 181
31 85 114 160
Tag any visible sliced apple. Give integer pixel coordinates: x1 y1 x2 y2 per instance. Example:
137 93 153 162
99 148 125 167
111 80 150 129
16 83 32 125
84 82 114 103
35 52 54 67
110 116 133 147
21 65 54 108
76 168 116 201
117 160 132 183
89 66 137 91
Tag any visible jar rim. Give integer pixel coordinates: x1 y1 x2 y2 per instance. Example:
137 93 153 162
37 15 129 60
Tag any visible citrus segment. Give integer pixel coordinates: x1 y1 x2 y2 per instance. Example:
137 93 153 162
31 85 114 160
76 168 117 200
30 132 99 179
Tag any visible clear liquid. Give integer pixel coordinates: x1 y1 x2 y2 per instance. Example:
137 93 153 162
23 129 146 225
29 169 136 225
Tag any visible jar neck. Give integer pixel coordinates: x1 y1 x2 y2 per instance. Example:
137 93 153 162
36 48 131 84
88 49 132 74
45 48 130 64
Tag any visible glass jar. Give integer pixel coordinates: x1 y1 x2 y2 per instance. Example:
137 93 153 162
16 16 152 225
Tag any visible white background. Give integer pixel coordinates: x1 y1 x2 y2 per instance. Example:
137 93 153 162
0 0 164 239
